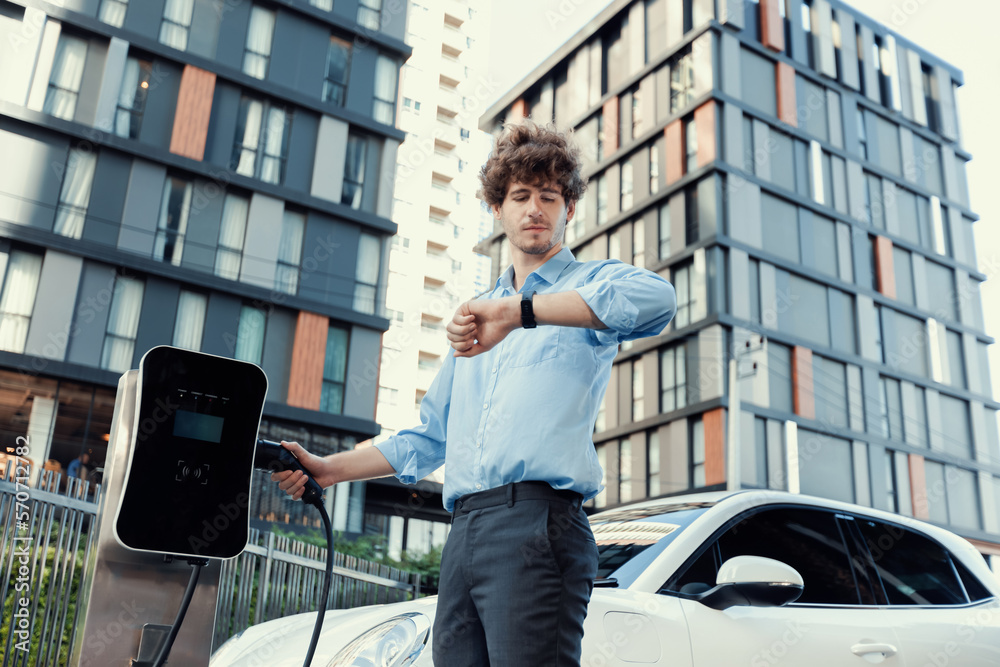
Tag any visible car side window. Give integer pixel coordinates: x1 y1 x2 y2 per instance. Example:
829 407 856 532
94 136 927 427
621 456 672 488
856 518 981 605
666 507 875 605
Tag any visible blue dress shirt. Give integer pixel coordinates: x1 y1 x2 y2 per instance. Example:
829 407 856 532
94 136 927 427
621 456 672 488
375 247 676 511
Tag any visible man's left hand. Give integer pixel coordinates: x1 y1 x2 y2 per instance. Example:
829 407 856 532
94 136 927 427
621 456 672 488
446 296 520 358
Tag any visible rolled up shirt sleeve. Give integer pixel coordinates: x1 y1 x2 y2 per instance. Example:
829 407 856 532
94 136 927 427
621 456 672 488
374 352 453 484
575 260 676 346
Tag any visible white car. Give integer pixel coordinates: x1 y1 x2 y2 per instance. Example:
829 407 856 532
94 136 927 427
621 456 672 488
210 490 1000 666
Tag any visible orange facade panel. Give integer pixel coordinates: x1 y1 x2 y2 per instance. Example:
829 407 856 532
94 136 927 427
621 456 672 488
509 98 527 121
874 235 896 299
664 119 683 185
909 454 930 520
776 61 797 127
792 346 815 420
704 408 726 486
694 100 716 168
603 97 619 155
760 0 786 52
287 311 329 411
170 65 216 161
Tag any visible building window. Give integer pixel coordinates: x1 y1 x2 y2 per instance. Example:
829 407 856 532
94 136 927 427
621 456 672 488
691 417 705 487
649 142 660 195
343 133 367 209
596 174 608 226
232 97 290 185
357 0 382 30
172 290 206 351
879 376 903 441
596 113 605 161
321 325 350 414
620 161 634 211
154 177 192 266
632 360 645 422
460 128 471 142
632 88 644 139
608 228 622 262
354 233 381 315
595 444 607 507
275 210 304 294
324 36 352 105
566 196 585 244
235 305 265 364
658 200 671 259
647 431 660 496
101 276 144 373
660 345 687 412
54 148 96 240
310 0 333 10
99 0 128 27
619 438 633 503
632 219 646 269
115 57 152 139
0 251 42 354
669 51 694 114
243 6 276 80
44 35 88 121
856 109 867 161
215 194 250 280
673 262 691 328
685 117 698 173
373 55 398 125
160 0 194 50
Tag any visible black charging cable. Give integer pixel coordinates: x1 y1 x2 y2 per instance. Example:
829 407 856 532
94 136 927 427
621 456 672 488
255 439 333 667
150 557 209 667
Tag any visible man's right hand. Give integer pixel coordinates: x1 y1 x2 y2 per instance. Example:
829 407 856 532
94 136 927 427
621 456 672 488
271 441 334 501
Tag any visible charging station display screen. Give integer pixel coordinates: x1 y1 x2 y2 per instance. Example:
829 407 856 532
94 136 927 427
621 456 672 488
174 410 224 443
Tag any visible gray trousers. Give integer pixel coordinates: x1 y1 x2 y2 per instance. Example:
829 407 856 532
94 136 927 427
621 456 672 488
432 482 598 666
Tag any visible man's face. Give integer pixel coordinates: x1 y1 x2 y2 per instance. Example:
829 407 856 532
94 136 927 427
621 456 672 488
493 181 575 257
81 453 90 464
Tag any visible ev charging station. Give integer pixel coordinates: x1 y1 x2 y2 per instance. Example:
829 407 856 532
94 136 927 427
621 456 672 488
71 346 268 666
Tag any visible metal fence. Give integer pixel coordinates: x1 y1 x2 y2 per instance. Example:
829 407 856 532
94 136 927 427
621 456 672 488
0 466 420 667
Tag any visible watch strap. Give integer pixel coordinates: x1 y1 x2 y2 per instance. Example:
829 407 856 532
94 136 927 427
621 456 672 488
520 290 537 329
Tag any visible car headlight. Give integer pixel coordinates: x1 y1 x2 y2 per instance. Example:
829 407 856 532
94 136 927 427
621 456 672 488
327 613 430 667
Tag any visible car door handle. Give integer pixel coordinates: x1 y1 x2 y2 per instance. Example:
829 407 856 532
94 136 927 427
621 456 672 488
851 642 898 661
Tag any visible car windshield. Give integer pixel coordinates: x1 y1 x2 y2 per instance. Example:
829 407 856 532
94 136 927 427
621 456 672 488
591 502 713 588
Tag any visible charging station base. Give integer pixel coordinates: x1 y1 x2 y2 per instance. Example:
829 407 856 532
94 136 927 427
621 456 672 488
71 371 223 667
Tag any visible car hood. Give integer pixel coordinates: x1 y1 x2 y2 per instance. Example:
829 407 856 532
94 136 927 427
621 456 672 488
208 588 656 667
210 596 441 667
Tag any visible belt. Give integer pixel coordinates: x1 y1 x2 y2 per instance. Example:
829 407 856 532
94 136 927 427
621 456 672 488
452 481 583 516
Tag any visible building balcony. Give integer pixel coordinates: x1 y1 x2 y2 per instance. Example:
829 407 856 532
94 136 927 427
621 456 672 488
425 217 454 248
441 0 467 27
419 325 446 355
442 24 466 56
435 121 460 149
431 152 459 181
422 288 460 319
429 184 458 214
424 254 454 285
437 85 462 116
439 56 464 87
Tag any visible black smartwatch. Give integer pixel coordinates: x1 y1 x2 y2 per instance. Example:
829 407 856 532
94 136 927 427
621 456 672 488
520 290 537 329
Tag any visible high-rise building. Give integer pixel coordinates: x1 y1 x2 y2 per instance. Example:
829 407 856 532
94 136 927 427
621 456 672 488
371 0 495 558
480 0 1000 568
0 0 412 533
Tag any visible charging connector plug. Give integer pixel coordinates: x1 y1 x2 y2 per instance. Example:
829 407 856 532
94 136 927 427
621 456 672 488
254 439 324 507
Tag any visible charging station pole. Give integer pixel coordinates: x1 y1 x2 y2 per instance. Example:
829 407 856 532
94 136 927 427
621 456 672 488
71 370 223 666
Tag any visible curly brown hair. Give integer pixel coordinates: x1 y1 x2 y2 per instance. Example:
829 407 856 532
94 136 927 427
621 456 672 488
478 120 587 207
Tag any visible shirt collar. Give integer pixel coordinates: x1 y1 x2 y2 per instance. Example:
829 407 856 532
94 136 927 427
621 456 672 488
495 247 576 294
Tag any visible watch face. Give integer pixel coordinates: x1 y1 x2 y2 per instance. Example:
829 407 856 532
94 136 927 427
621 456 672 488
521 291 537 328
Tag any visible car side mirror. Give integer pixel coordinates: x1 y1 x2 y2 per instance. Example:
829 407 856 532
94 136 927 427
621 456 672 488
695 556 804 611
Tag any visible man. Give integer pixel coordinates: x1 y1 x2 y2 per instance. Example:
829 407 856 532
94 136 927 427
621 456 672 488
67 451 89 479
274 121 675 665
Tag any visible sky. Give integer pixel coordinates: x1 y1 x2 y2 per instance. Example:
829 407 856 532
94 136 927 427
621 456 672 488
486 0 1000 398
